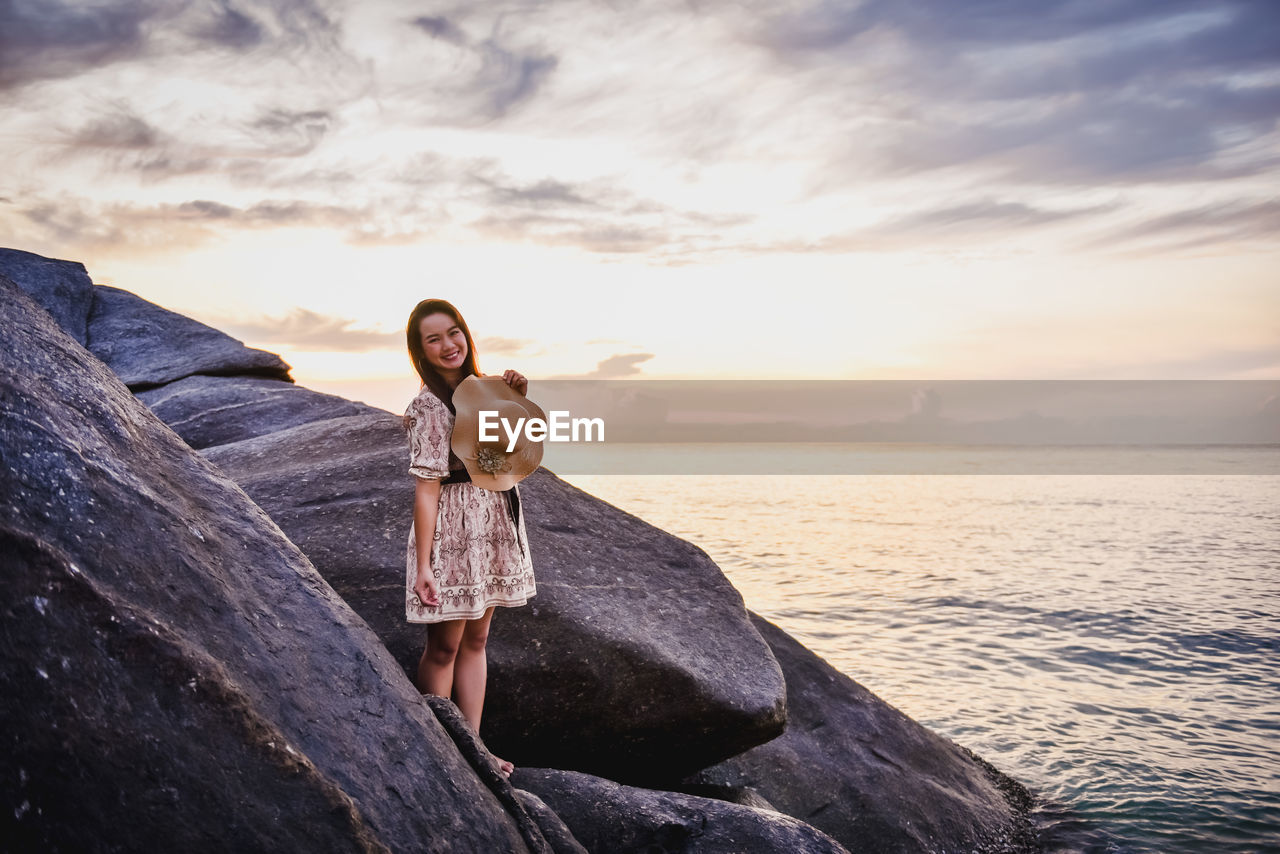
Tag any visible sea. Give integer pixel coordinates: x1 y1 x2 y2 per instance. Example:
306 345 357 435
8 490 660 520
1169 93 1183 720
559 445 1280 853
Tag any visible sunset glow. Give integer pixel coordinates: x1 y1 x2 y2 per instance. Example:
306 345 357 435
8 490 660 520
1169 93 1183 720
3 0 1277 413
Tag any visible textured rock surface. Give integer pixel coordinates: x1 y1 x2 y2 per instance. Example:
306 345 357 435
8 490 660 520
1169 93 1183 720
138 374 379 450
86 284 291 388
423 695 563 854
684 612 1038 854
204 415 788 783
486 470 789 783
0 249 95 344
515 789 591 854
4 248 1043 853
510 767 851 854
0 278 536 852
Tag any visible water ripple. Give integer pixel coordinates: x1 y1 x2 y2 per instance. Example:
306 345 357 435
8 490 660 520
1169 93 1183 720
563 472 1280 853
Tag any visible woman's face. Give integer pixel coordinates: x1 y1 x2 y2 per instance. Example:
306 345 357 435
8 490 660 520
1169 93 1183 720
418 312 468 374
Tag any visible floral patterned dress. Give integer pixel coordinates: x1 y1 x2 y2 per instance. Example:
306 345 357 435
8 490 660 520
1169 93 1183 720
404 385 536 623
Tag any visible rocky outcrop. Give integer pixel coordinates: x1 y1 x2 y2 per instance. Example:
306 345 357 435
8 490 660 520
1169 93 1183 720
3 247 1041 853
684 613 1038 854
423 695 574 854
138 374 379 450
0 252 290 390
510 767 850 854
205 407 788 782
0 277 544 851
514 789 591 854
0 249 94 345
87 284 291 389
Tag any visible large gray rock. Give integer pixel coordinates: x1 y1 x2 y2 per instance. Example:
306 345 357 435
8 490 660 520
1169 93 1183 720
202 416 788 784
510 767 850 854
0 248 95 344
86 284 291 389
424 694 573 854
2 251 1044 853
0 278 539 852
683 612 1038 854
515 789 591 854
138 374 380 450
488 470 789 784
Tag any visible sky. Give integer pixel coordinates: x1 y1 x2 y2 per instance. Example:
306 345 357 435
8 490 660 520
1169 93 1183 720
1 0 1278 414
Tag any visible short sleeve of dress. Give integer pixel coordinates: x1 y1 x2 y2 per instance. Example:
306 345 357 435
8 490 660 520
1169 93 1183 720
405 393 452 481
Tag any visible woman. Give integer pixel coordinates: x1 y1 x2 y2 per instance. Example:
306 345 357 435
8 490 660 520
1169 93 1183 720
403 298 536 779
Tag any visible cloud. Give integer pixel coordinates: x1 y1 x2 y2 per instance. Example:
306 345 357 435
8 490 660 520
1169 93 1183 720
5 0 1276 267
756 0 1280 184
1091 199 1280 249
405 13 558 118
195 2 268 50
219 308 399 352
410 15 467 46
214 310 540 358
543 353 657 380
477 41 558 117
9 194 388 252
765 198 1117 254
249 108 336 155
477 336 538 357
482 177 596 209
0 0 344 91
71 112 162 149
871 198 1114 237
583 353 655 378
0 0 151 90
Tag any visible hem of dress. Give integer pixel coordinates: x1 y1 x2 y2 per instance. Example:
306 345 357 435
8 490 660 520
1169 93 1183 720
405 592 536 624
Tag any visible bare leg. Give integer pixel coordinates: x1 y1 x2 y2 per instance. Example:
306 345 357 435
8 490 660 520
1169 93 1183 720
454 607 513 777
418 618 466 697
453 606 494 726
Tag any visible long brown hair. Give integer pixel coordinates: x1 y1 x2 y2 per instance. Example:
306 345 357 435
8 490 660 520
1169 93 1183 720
406 299 479 412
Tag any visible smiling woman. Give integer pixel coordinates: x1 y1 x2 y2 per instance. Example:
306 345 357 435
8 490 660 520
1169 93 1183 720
400 296 537 782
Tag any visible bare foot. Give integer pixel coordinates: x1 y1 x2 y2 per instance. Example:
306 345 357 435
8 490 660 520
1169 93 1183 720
491 752 514 778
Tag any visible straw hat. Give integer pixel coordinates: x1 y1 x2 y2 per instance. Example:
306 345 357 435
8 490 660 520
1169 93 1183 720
450 375 547 490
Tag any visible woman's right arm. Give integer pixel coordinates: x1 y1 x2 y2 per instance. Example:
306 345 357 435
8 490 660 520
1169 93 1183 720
413 477 442 608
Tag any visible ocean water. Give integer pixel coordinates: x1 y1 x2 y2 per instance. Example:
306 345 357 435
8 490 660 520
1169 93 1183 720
560 462 1280 853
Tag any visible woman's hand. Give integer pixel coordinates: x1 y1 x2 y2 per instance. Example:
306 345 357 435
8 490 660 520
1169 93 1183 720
414 571 440 608
502 369 528 396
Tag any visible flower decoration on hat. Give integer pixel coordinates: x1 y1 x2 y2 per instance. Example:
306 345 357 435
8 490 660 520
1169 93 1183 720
475 445 510 476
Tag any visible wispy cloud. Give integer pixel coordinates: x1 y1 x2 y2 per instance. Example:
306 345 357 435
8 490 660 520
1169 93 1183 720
0 0 345 91
219 308 399 352
753 0 1280 184
478 336 539 357
1089 199 1280 250
0 0 151 90
2 0 1277 268
406 11 558 118
552 353 655 379
71 112 162 149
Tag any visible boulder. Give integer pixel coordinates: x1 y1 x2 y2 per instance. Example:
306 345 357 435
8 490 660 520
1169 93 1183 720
515 789 591 854
423 694 565 854
202 416 788 784
0 278 541 851
3 249 1044 854
486 470 789 784
0 249 95 345
137 374 380 450
86 284 291 389
510 767 850 854
682 612 1038 854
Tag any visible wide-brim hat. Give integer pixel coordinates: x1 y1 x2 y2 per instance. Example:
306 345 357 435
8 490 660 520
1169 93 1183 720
451 375 547 491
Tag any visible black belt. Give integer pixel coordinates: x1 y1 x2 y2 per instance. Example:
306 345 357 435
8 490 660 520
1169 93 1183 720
441 467 525 554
